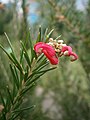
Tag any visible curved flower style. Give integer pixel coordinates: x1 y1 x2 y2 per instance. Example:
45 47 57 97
34 42 58 65
61 46 78 61
34 39 78 65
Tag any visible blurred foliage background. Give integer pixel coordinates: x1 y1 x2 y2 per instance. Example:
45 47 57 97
0 0 90 119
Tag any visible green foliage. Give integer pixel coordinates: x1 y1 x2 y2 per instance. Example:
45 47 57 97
0 0 90 120
0 29 56 120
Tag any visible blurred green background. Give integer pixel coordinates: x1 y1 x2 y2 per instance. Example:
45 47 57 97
0 0 90 120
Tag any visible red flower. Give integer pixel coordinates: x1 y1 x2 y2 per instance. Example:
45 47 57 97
61 46 78 61
34 42 58 65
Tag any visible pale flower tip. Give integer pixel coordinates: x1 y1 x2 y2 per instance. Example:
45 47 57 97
61 44 66 46
64 51 69 56
47 42 54 46
58 40 64 44
49 38 53 42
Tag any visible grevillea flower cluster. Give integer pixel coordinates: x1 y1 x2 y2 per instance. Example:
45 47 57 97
34 38 78 65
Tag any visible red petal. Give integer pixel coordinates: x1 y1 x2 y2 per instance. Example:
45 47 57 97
62 45 78 61
62 46 72 55
34 42 43 53
70 52 78 61
42 49 58 65
41 44 55 56
34 42 55 56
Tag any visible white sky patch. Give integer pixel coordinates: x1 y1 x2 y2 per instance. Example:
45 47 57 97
0 0 14 3
76 0 88 11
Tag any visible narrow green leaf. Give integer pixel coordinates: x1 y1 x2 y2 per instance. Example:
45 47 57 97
6 86 13 105
55 35 61 40
25 70 47 86
28 29 37 62
0 45 15 63
26 72 35 82
36 67 57 74
12 81 16 101
26 57 47 81
21 83 35 95
5 94 11 112
37 54 44 63
0 113 6 120
33 66 57 76
4 32 14 54
20 48 24 64
9 64 19 89
0 45 24 75
43 28 48 41
33 61 49 72
24 65 29 81
20 41 31 68
13 105 35 113
13 100 22 110
26 72 45 86
33 62 49 72
45 29 54 42
10 112 21 120
26 66 57 86
20 29 30 63
0 92 6 109
29 29 33 60
20 74 24 86
14 66 19 84
11 105 35 120
36 25 42 43
24 52 31 67
36 57 47 70
10 53 24 74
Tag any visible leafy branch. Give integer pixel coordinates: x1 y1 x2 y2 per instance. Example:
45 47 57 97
0 28 57 120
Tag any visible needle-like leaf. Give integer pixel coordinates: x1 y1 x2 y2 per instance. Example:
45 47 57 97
20 41 31 68
9 64 19 90
10 53 24 74
55 35 61 40
6 86 13 105
36 25 42 43
45 29 54 42
4 32 14 54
